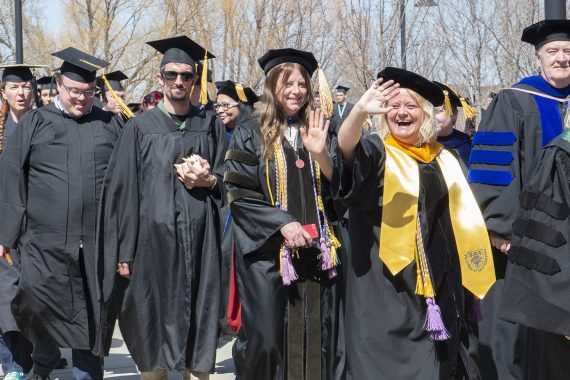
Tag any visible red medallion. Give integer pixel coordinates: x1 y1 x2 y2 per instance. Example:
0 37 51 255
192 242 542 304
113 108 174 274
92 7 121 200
295 159 305 169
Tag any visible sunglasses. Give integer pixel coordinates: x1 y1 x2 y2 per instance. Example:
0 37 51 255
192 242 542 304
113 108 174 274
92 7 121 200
161 71 195 82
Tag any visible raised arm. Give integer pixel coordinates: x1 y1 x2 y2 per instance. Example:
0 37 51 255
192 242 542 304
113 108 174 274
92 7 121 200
338 79 399 166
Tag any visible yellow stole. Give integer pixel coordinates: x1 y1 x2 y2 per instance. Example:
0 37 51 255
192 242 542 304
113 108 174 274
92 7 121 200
380 136 495 299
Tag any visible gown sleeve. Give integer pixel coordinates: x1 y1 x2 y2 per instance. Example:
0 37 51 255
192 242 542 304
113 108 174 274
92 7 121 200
224 121 296 255
208 117 229 205
0 111 43 248
97 119 140 303
499 138 570 336
331 133 385 210
467 90 524 237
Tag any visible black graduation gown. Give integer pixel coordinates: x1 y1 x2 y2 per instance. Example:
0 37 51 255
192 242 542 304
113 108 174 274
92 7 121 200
467 77 570 380
332 102 354 123
0 104 122 349
97 105 227 372
225 118 345 380
0 115 23 334
499 131 570 380
333 134 480 380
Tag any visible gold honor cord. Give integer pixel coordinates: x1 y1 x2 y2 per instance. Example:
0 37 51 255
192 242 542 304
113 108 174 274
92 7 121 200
380 141 495 299
78 58 133 119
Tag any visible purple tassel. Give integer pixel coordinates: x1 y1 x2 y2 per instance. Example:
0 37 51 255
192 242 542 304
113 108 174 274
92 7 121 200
424 298 451 341
320 238 333 270
281 247 298 286
328 266 337 279
469 298 484 323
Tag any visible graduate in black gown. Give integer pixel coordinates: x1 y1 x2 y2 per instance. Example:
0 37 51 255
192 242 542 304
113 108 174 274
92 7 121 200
0 64 40 380
213 80 258 339
333 68 496 380
225 48 345 380
467 19 570 380
0 49 123 380
97 36 227 380
499 122 570 379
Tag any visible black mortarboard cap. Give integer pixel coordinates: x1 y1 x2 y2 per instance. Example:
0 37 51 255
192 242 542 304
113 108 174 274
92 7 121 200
335 85 350 93
1 64 43 82
216 80 259 105
147 35 215 68
36 76 56 90
522 19 570 47
98 70 128 91
52 47 109 83
433 81 460 108
377 67 444 107
258 48 318 76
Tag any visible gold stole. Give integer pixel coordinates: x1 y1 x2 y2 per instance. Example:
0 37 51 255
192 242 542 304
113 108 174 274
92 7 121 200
379 137 495 299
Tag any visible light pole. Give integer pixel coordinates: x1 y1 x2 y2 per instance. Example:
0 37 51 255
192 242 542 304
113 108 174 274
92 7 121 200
15 0 23 63
544 0 566 19
399 0 438 70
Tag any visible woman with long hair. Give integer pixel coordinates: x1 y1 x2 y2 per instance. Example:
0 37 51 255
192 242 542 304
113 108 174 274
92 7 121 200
335 67 496 379
224 48 345 380
0 65 37 380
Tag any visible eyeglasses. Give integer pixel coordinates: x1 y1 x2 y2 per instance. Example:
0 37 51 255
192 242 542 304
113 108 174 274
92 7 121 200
61 83 96 98
161 71 196 82
213 102 238 111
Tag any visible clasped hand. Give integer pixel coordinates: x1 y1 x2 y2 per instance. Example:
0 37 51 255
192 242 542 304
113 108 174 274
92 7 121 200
176 158 216 190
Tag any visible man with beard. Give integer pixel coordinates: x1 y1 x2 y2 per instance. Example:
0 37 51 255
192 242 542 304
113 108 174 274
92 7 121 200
97 35 227 380
0 48 123 380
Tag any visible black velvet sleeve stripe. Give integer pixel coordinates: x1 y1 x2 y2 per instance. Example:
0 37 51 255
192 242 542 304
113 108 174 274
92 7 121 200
513 219 567 248
227 188 264 204
508 246 561 275
223 171 258 190
224 149 258 166
520 191 570 220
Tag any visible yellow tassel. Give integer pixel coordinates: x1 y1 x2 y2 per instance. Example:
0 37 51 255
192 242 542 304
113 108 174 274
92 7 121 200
101 73 133 119
443 90 453 117
460 97 477 119
317 65 333 117
235 83 248 103
200 50 208 105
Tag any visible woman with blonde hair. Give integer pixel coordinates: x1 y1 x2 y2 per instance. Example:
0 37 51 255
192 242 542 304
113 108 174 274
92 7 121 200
224 48 345 380
335 67 496 379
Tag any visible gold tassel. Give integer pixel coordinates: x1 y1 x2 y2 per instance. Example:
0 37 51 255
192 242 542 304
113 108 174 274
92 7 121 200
235 83 248 103
200 50 208 105
78 59 133 119
459 97 477 119
443 90 453 117
317 65 333 117
101 74 134 119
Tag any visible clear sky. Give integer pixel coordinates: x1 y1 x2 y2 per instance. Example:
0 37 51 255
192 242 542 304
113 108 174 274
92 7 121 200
39 1 63 34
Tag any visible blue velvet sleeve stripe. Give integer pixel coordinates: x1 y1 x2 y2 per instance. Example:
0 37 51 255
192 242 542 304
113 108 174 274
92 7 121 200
469 150 514 166
472 132 517 146
467 169 514 186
